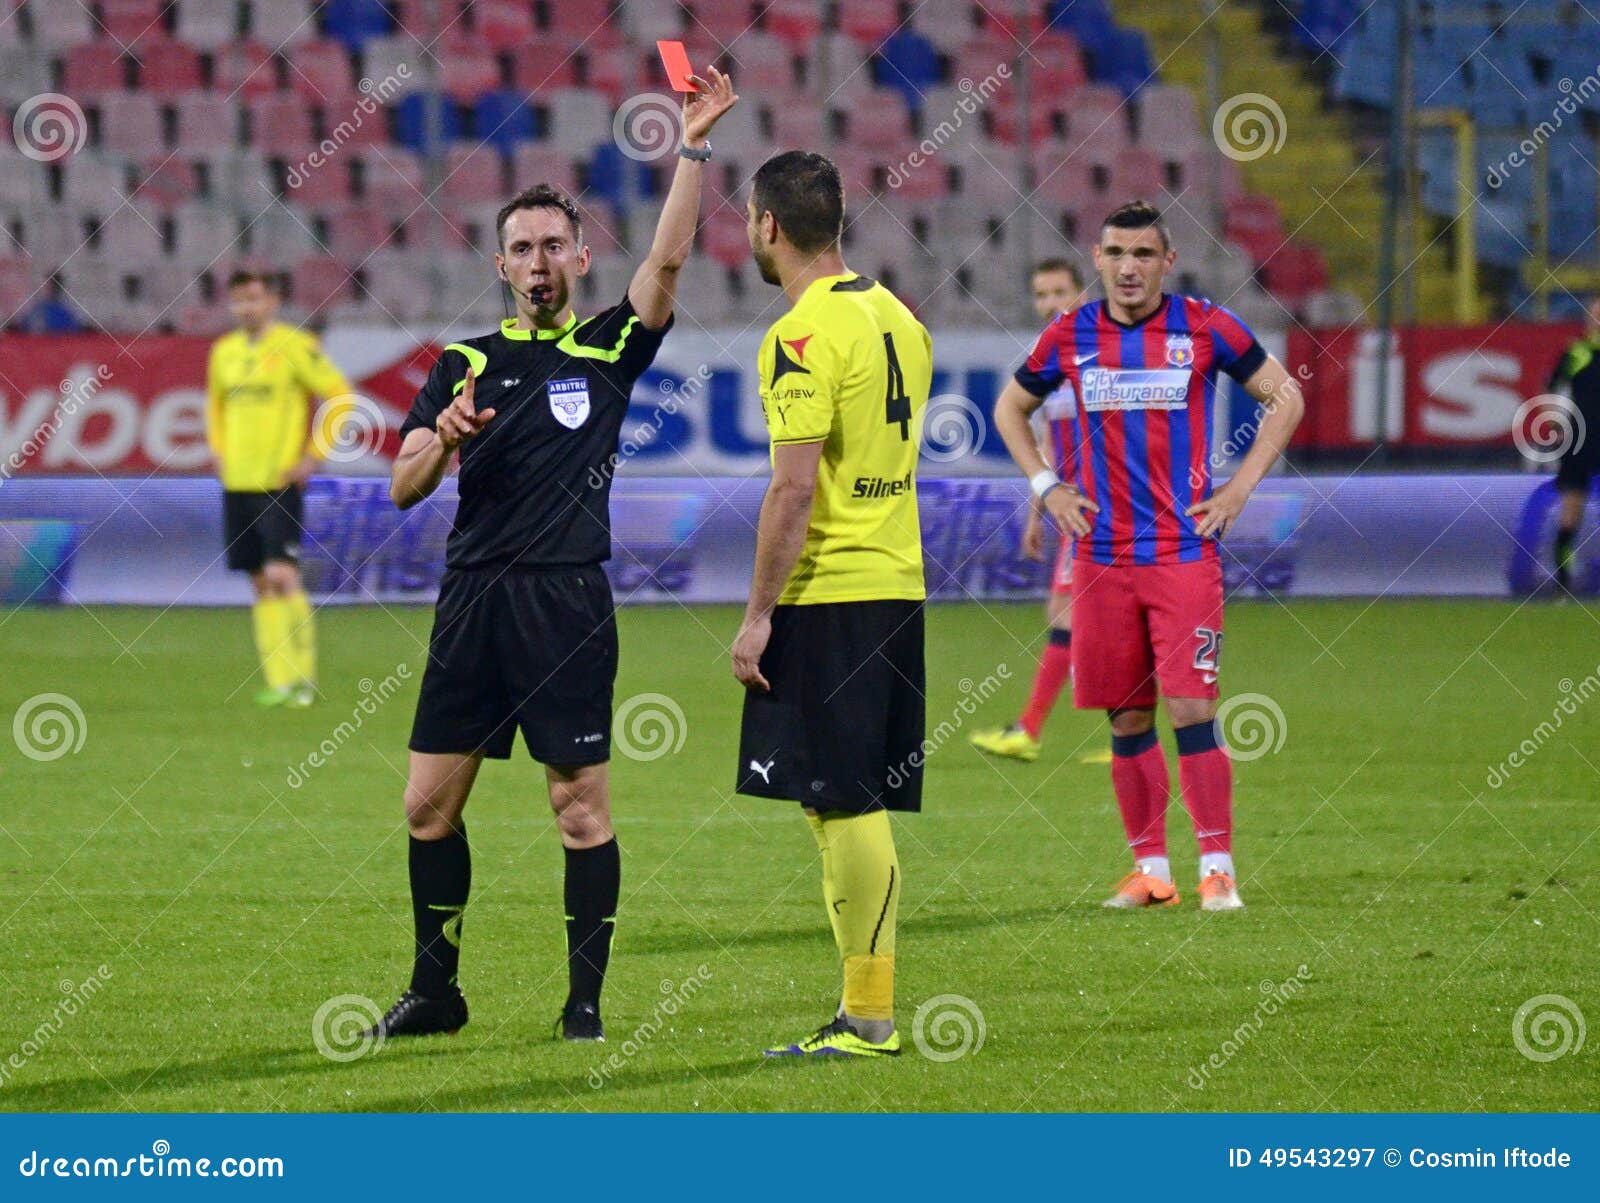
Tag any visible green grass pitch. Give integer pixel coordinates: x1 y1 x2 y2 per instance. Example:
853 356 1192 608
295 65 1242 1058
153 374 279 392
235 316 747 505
1 598 1595 1112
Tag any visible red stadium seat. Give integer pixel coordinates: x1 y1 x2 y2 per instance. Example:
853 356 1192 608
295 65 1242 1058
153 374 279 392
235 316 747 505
288 40 356 104
292 255 355 312
683 0 754 42
355 146 425 212
391 0 460 39
510 144 581 194
404 210 476 254
509 43 580 93
848 88 912 151
133 156 200 210
321 205 397 259
989 104 1054 145
213 40 278 97
1108 147 1164 198
0 257 33 318
472 0 537 49
441 147 505 205
1263 242 1328 303
248 94 315 154
63 45 127 97
437 35 501 103
286 156 354 207
770 101 824 149
839 0 898 45
174 94 241 153
980 3 1044 40
136 38 204 96
765 0 822 49
1224 194 1286 263
542 0 622 41
99 0 165 45
100 92 166 155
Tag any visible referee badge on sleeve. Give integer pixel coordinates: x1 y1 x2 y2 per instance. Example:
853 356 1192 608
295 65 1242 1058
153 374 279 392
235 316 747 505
547 377 591 429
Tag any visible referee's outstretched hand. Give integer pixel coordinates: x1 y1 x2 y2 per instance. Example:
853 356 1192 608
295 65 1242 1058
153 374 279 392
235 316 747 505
435 369 496 451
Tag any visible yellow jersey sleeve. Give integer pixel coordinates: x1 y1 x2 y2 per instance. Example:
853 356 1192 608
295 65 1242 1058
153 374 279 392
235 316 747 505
287 331 356 459
204 340 227 460
760 317 842 445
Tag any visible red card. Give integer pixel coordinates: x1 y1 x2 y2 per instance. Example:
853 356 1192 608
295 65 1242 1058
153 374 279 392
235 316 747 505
657 40 698 92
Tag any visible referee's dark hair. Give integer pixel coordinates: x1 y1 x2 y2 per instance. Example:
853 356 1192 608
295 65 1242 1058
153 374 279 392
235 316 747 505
1102 199 1172 252
1032 257 1083 288
752 151 844 253
226 267 281 293
496 184 583 249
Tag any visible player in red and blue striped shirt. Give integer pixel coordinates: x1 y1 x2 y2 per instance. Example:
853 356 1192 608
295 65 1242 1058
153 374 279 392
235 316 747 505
994 200 1305 913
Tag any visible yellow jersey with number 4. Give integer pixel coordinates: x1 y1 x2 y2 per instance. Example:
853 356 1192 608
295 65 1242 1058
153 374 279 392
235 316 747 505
758 272 932 605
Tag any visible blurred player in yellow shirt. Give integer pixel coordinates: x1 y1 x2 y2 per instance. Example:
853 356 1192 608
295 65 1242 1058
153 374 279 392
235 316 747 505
206 269 354 707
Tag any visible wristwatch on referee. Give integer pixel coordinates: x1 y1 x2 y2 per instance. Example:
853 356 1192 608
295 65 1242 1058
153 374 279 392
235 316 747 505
677 141 712 161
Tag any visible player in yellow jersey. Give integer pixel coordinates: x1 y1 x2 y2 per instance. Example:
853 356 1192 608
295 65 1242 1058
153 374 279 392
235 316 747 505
730 151 933 1058
205 269 354 707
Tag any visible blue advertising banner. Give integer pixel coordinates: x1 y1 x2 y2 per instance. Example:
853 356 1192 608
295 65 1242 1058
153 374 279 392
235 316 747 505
0 1113 1593 1197
0 473 1590 607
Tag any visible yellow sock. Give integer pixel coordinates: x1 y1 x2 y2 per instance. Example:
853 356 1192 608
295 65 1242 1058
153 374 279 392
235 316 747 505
251 598 295 691
818 809 899 1023
282 590 316 686
806 812 847 953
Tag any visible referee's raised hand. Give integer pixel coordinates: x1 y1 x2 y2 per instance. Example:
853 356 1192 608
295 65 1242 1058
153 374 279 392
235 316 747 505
435 369 496 450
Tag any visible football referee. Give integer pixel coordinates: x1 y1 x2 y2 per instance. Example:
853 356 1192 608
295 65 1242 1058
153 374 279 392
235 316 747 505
1545 296 1600 593
206 268 354 708
365 69 736 1043
731 151 933 1058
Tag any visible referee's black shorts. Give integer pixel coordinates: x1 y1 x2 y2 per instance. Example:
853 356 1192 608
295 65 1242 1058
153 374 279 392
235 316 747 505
410 564 617 764
736 599 925 814
222 486 303 572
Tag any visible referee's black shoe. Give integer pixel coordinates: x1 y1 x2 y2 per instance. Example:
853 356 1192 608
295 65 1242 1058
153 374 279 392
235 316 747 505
556 1001 604 1042
366 988 468 1040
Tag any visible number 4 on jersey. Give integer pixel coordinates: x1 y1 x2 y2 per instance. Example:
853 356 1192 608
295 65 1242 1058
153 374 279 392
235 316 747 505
883 332 911 440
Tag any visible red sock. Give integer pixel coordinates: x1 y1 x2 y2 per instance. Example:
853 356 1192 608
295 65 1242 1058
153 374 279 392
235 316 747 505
1110 729 1169 858
1176 721 1232 854
1018 629 1071 738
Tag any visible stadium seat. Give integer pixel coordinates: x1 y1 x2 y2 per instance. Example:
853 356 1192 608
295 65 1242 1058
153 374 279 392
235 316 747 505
320 204 397 259
469 0 537 49
248 94 316 155
174 93 241 153
0 43 51 106
172 201 240 266
441 147 505 206
136 38 204 95
285 155 355 208
355 146 425 211
874 29 944 111
98 0 166 47
99 92 166 155
29 2 95 49
437 34 502 103
359 35 424 96
213 40 279 98
1108 147 1165 199
585 143 656 209
1093 27 1155 97
0 256 36 321
360 249 432 321
546 88 613 155
323 0 393 51
911 2 980 54
395 92 464 151
96 203 165 266
403 209 475 254
721 31 796 87
699 207 750 268
174 0 237 49
288 39 356 104
200 150 274 210
1224 194 1287 263
683 0 757 42
133 156 200 210
509 43 581 93
64 45 129 97
1138 83 1197 146
471 91 539 155
510 144 581 194
292 254 356 313
250 0 318 48
847 88 913 151
839 0 898 45
765 0 822 49
1262 242 1329 303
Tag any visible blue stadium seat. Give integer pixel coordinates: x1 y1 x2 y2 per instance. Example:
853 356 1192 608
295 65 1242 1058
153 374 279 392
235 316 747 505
1093 28 1154 97
872 29 943 111
585 143 658 209
322 0 392 51
395 93 462 152
472 91 539 155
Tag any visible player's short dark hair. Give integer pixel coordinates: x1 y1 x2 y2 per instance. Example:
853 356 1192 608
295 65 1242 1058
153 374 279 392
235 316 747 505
496 184 583 249
226 268 280 293
751 150 844 254
1101 199 1172 251
1032 257 1082 287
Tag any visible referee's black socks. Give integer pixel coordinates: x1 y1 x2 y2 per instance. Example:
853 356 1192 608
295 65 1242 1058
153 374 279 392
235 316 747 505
409 826 470 999
564 838 619 1009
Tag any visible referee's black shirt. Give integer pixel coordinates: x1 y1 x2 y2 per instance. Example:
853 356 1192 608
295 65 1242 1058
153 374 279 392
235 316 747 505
400 296 670 569
1549 337 1600 437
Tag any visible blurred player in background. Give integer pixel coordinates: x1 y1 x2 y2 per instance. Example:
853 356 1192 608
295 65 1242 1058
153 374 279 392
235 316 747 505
733 151 932 1058
994 201 1303 912
1544 296 1600 593
971 257 1089 762
206 268 354 708
363 69 737 1044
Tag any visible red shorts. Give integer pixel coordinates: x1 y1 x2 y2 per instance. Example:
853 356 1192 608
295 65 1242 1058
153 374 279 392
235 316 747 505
1050 538 1074 596
1071 557 1223 710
